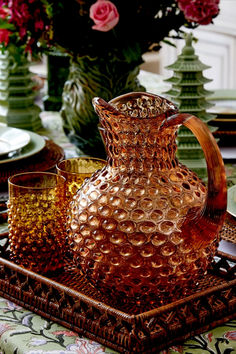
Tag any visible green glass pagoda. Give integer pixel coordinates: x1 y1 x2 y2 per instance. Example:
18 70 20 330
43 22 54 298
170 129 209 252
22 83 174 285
0 47 42 131
164 33 217 179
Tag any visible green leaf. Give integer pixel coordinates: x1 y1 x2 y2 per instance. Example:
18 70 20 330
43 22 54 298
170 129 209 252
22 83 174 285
121 42 143 64
162 39 176 47
0 21 15 31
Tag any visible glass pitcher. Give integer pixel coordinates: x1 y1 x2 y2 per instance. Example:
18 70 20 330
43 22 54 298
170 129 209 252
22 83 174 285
68 92 227 306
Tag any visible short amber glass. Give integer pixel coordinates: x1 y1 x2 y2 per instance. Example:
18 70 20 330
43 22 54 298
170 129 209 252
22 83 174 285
8 172 66 274
56 157 106 203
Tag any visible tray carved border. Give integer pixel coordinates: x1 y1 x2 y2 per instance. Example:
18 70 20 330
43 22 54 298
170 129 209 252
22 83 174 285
0 255 235 353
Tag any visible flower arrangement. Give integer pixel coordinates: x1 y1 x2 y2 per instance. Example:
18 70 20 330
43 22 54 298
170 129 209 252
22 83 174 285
0 0 49 59
0 0 221 157
0 0 220 62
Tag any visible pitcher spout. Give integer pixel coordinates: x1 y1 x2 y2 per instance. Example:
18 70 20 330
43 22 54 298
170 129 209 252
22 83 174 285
92 93 180 171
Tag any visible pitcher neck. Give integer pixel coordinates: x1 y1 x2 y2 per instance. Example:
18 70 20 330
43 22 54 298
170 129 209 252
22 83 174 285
100 124 179 172
93 93 180 172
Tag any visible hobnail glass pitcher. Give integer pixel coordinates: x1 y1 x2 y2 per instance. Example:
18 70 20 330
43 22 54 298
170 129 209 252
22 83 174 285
68 92 227 305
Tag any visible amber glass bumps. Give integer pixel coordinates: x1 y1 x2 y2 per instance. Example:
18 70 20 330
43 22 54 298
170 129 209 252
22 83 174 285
68 166 209 301
57 157 106 204
8 172 66 274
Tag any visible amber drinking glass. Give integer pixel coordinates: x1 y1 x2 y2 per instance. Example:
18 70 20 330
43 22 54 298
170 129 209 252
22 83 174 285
8 172 66 274
56 157 106 204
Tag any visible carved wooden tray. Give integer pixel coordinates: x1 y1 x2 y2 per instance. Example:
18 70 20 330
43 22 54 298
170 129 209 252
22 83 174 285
221 212 236 244
0 218 235 353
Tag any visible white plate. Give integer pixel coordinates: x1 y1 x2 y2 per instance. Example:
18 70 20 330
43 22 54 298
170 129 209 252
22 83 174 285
0 126 30 156
0 130 45 164
209 100 236 115
208 89 236 115
227 185 236 218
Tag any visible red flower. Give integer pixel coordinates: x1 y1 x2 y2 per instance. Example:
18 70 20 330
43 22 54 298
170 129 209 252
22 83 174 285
0 7 9 19
177 0 220 25
225 330 236 341
205 332 213 342
0 28 11 46
171 345 184 353
0 323 13 338
0 0 50 54
52 330 78 337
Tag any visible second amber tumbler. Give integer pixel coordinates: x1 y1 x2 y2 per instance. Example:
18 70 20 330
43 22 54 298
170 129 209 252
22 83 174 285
8 172 66 274
56 157 106 204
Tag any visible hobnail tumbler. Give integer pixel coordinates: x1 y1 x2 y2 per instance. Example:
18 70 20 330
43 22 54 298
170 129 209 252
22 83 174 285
8 172 66 274
56 157 106 205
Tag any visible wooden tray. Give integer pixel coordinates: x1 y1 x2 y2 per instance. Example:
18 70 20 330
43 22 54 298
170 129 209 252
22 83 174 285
221 212 236 244
0 217 235 353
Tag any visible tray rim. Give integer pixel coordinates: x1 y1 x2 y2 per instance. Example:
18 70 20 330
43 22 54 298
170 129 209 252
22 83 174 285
0 250 235 353
0 255 235 320
0 290 235 354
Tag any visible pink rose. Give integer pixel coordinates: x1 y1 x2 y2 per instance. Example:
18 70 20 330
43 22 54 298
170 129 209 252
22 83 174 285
178 0 220 25
90 0 119 32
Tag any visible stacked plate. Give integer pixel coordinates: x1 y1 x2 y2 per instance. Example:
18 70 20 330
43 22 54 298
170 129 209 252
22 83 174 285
0 124 65 236
208 89 236 146
0 124 46 234
0 124 64 199
0 124 45 163
227 185 236 218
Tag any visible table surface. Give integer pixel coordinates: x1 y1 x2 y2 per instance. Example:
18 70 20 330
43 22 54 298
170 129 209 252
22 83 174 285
0 71 235 354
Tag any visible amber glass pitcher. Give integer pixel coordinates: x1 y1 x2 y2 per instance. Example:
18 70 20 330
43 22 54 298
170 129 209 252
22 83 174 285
68 92 227 306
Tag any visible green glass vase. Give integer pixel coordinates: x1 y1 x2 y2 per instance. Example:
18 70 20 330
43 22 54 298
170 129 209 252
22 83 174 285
43 49 70 111
60 55 145 158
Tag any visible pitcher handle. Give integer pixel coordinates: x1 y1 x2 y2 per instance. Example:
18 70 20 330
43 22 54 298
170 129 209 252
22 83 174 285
162 113 227 229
